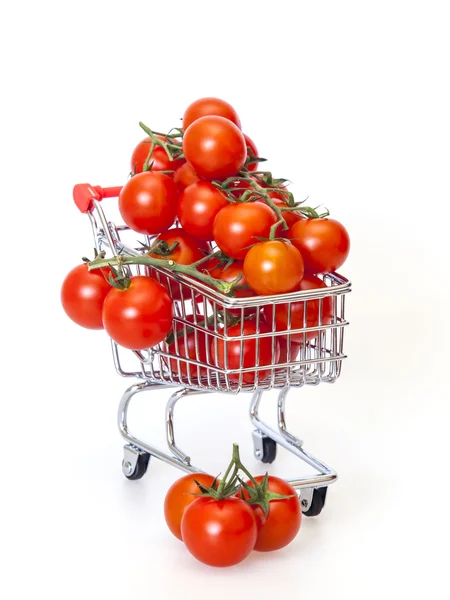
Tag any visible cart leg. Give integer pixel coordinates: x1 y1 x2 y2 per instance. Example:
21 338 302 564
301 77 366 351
249 388 337 513
118 381 204 477
166 387 210 464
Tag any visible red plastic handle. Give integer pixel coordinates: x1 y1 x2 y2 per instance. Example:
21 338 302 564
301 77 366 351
73 184 123 213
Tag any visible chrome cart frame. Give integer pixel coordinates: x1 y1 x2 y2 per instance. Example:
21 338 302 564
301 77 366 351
73 184 351 516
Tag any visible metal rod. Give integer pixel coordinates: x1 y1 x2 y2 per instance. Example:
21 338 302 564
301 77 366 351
249 390 337 490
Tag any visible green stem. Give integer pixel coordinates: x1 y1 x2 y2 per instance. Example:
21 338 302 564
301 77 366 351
87 254 235 295
139 122 182 161
143 141 155 172
269 220 283 240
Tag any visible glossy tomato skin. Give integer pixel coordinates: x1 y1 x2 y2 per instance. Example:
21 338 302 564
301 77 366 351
173 161 200 192
241 476 302 552
243 240 304 295
213 202 277 260
150 229 210 301
208 260 257 317
181 497 257 567
277 338 301 363
167 314 209 378
288 218 350 274
212 322 279 384
130 136 184 174
263 275 333 343
164 473 217 540
102 276 173 350
178 181 229 240
183 116 247 181
61 264 111 329
151 229 210 265
118 172 179 235
243 133 259 172
183 97 241 130
208 261 255 301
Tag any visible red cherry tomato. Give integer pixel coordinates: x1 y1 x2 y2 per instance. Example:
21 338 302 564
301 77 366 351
211 321 279 384
240 476 302 552
118 172 178 235
243 240 304 295
256 195 303 232
213 202 277 260
208 261 255 301
61 264 111 329
183 116 247 181
243 133 259 172
263 275 333 343
150 229 210 301
173 161 200 192
183 97 241 130
130 136 184 174
288 218 350 274
177 181 229 240
166 314 209 378
181 496 257 567
164 473 217 540
277 338 301 363
102 276 173 350
207 260 257 317
150 229 210 265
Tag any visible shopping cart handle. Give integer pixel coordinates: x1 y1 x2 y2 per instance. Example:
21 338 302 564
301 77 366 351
73 183 123 213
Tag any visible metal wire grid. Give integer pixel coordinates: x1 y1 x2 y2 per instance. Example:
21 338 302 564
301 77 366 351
89 201 351 394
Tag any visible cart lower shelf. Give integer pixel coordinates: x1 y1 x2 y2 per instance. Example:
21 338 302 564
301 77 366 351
118 381 337 516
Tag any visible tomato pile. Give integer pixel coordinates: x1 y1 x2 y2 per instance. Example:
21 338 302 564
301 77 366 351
62 96 350 362
164 444 302 567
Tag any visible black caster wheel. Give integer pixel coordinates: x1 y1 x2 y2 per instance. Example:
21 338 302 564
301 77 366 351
303 487 327 517
253 431 277 464
122 449 150 480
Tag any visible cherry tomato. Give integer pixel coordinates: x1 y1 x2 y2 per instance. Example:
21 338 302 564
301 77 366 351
151 229 210 265
183 97 241 130
130 136 184 174
150 229 210 301
263 275 333 342
257 195 303 233
118 172 178 235
173 161 200 192
208 261 255 301
288 218 350 274
181 496 257 567
240 476 302 552
277 338 301 363
243 133 259 172
243 240 304 295
61 264 111 329
166 314 209 378
211 321 279 384
164 473 217 540
183 116 247 181
213 202 277 260
102 276 173 350
207 260 257 317
228 178 254 199
177 182 229 240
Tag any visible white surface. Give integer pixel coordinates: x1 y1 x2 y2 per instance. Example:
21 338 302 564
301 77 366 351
2 1 450 598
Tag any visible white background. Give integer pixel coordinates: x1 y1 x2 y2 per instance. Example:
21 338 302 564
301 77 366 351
2 1 449 598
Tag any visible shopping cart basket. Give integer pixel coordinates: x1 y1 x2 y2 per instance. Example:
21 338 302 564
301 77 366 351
73 183 351 516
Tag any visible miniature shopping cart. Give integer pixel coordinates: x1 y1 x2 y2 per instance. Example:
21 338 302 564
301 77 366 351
74 184 351 517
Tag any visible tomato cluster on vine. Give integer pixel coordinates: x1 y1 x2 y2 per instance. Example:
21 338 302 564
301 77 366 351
62 97 350 357
164 443 303 567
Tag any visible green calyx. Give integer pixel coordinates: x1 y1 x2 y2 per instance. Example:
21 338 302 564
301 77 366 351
194 444 294 517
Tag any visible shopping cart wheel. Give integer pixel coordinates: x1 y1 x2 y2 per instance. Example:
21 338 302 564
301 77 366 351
252 430 277 464
122 445 150 480
302 487 328 517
